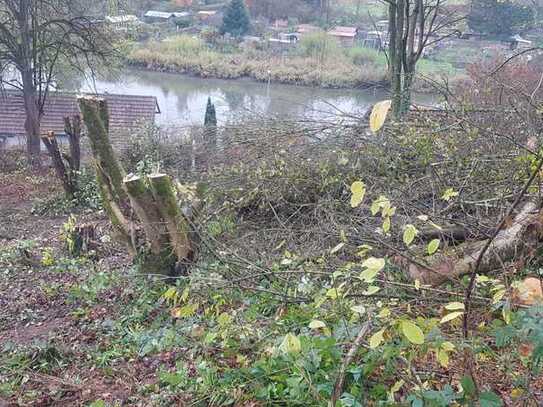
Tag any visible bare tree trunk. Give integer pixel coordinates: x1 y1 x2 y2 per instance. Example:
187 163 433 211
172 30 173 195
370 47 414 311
41 131 75 198
22 76 42 167
78 96 135 254
40 116 82 198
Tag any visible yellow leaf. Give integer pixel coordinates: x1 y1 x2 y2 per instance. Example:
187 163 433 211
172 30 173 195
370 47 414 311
378 307 391 318
362 257 386 272
350 181 366 208
441 188 459 201
403 224 418 246
382 217 391 233
279 333 301 354
326 287 341 299
369 100 392 133
437 348 450 368
171 303 198 319
441 341 455 351
369 329 385 348
309 320 326 329
401 320 425 345
427 239 440 255
350 305 366 314
492 289 506 304
440 311 464 324
390 379 405 393
444 302 465 311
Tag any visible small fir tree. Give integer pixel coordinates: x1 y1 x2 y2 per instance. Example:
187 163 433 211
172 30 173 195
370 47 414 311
221 0 251 37
204 97 218 146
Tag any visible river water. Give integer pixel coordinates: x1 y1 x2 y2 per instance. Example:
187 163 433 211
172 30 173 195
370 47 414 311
83 70 392 127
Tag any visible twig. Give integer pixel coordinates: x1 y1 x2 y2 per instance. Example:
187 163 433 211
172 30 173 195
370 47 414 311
463 154 543 339
331 322 371 407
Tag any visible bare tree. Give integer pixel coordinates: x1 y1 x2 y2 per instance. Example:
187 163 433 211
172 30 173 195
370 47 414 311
0 0 115 166
385 0 462 117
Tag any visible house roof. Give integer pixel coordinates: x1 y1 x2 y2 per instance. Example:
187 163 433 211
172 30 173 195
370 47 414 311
0 91 159 137
144 10 175 19
328 26 358 37
105 15 139 24
173 12 191 18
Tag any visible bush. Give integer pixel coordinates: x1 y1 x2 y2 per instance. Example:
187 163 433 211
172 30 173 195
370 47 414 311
299 31 341 62
347 46 385 66
160 35 207 56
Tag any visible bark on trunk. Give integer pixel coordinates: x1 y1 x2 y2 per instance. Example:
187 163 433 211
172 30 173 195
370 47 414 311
41 131 75 197
404 202 542 285
78 96 135 254
22 79 42 167
79 96 198 277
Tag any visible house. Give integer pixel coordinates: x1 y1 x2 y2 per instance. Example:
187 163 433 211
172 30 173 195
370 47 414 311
196 10 222 27
105 14 140 30
0 91 160 141
509 34 532 51
362 30 387 49
197 10 218 21
272 19 289 30
327 26 358 46
143 11 176 24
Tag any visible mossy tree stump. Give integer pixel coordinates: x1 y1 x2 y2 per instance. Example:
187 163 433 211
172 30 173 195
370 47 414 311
78 96 197 276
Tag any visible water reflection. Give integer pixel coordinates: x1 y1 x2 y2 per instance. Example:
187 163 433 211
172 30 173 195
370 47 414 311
82 70 391 127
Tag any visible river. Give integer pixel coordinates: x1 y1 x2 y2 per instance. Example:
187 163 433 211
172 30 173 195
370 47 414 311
82 70 393 127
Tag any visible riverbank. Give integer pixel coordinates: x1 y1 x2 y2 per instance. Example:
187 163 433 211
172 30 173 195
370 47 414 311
127 36 459 91
128 48 387 89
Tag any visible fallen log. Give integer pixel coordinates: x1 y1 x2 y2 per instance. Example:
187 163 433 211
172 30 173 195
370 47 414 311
404 202 542 285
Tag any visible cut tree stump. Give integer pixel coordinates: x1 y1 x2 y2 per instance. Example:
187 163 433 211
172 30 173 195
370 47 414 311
78 96 199 278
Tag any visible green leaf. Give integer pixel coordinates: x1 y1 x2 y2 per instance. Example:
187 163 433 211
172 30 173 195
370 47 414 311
308 320 326 329
401 321 424 345
460 375 476 396
279 333 301 354
401 320 425 345
440 311 464 324
427 239 440 255
403 224 418 246
479 391 503 407
369 329 385 349
444 302 465 311
363 286 380 295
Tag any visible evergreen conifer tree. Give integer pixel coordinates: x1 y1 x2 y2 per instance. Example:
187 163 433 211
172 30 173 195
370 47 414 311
204 97 218 147
204 97 217 127
221 0 251 37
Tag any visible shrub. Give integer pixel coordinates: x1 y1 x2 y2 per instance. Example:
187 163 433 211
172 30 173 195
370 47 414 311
299 31 341 63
